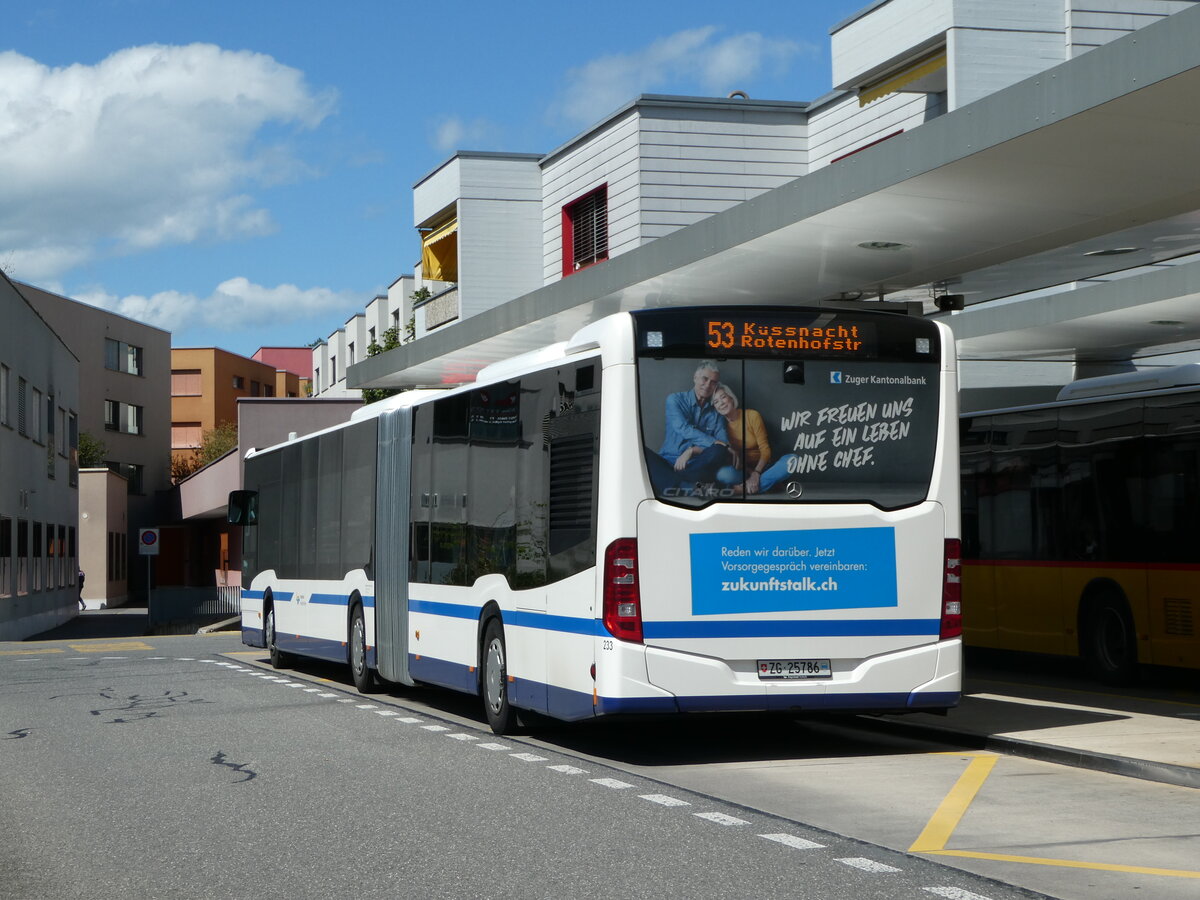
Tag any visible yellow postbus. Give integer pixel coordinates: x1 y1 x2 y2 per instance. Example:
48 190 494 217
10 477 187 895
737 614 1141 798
961 365 1200 683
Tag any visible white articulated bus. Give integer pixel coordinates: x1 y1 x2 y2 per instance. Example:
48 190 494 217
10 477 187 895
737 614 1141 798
230 306 962 733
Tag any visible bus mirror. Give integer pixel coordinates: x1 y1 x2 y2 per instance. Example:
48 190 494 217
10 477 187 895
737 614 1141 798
228 490 258 526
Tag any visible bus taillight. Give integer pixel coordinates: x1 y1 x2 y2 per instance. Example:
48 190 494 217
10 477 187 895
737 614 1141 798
941 538 963 639
603 538 643 643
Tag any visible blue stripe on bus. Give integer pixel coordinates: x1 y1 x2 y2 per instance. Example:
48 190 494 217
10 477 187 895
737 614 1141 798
642 619 942 639
409 599 937 640
404 651 959 719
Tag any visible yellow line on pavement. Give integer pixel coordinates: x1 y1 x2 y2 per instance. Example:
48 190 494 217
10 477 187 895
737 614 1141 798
68 641 155 652
928 849 1200 879
0 648 65 655
909 754 999 852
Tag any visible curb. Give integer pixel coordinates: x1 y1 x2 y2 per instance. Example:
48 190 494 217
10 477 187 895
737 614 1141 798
197 616 242 635
854 715 1200 791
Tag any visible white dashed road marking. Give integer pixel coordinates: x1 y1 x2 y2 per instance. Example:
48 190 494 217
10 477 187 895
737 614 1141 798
640 794 690 808
759 834 824 851
547 764 587 775
923 889 995 900
837 858 901 874
591 778 633 789
447 733 477 741
477 742 511 751
511 753 548 762
421 724 449 732
694 812 748 826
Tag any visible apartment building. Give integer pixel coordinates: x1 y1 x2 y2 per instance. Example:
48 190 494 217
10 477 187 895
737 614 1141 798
18 280 170 607
0 273 81 639
170 347 303 469
311 274 414 397
349 0 1200 410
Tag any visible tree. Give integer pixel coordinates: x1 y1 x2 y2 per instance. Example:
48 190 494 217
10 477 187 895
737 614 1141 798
197 421 239 465
169 421 239 482
77 432 107 468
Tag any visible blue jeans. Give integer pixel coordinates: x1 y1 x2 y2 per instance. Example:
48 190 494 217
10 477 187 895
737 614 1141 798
716 454 797 493
645 444 728 494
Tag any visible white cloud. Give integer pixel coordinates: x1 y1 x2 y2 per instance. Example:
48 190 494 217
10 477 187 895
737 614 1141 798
0 44 336 281
76 277 362 336
549 27 813 126
432 115 497 153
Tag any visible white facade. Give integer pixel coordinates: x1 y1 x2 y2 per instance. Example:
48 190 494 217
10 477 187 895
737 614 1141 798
347 0 1200 400
0 274 81 640
312 275 415 398
412 153 543 338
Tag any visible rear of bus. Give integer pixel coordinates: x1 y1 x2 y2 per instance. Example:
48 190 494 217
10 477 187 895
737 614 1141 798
594 307 961 716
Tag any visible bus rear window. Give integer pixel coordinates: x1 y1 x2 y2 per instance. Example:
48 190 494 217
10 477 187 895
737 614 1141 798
635 312 942 510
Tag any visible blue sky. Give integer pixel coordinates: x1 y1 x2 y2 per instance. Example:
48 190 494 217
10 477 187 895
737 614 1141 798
3 0 867 356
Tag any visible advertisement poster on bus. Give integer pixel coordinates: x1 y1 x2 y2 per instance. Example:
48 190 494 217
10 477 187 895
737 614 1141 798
688 526 898 615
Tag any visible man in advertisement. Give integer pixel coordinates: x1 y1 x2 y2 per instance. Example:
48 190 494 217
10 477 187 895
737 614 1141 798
644 360 729 494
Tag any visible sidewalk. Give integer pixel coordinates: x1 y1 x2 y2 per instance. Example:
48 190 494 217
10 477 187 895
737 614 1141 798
870 669 1200 790
23 606 240 640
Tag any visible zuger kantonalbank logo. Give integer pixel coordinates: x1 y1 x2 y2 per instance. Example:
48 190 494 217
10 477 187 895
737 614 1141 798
830 370 927 387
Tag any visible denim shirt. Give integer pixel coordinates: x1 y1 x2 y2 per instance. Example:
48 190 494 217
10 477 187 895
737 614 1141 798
658 390 728 463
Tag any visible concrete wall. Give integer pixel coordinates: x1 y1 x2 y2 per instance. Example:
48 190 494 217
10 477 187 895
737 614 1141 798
78 468 128 608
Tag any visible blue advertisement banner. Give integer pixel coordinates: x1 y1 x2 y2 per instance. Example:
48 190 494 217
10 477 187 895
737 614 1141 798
689 527 898 615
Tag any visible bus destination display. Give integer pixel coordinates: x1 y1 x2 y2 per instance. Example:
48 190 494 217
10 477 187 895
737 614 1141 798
703 315 876 358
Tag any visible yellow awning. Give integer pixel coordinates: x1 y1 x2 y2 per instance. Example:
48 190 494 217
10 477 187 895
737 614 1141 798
421 218 459 282
859 50 947 107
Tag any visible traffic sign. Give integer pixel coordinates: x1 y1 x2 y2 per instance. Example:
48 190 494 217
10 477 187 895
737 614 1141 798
139 527 160 556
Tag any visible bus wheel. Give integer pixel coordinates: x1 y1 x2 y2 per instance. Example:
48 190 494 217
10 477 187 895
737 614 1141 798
482 619 515 735
349 604 375 693
1081 593 1138 685
266 606 288 669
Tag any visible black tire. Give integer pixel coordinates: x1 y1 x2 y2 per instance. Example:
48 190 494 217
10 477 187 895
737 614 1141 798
481 619 516 735
349 604 376 693
265 605 288 669
1081 592 1139 685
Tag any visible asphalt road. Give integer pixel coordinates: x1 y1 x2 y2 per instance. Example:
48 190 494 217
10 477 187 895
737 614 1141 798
1 633 1033 900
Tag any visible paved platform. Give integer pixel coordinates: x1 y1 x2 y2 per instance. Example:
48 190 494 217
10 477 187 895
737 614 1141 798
872 668 1200 789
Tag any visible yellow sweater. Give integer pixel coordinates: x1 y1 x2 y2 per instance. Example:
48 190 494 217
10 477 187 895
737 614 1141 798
725 409 771 472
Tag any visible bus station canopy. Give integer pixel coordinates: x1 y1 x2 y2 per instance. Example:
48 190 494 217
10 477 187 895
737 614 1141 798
351 7 1200 390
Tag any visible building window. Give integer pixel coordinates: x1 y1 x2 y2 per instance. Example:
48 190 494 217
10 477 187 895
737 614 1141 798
233 375 245 390
368 327 376 345
331 356 338 383
265 385 275 398
562 185 608 276
171 369 201 396
251 380 261 397
68 413 78 486
314 367 321 392
348 342 355 365
0 364 8 426
171 422 203 449
104 400 143 435
392 310 400 329
104 339 143 376
31 388 42 443
107 461 145 495
17 377 26 436
58 408 67 457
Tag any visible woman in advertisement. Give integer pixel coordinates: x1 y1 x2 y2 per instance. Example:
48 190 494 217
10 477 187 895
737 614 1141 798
711 383 796 495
